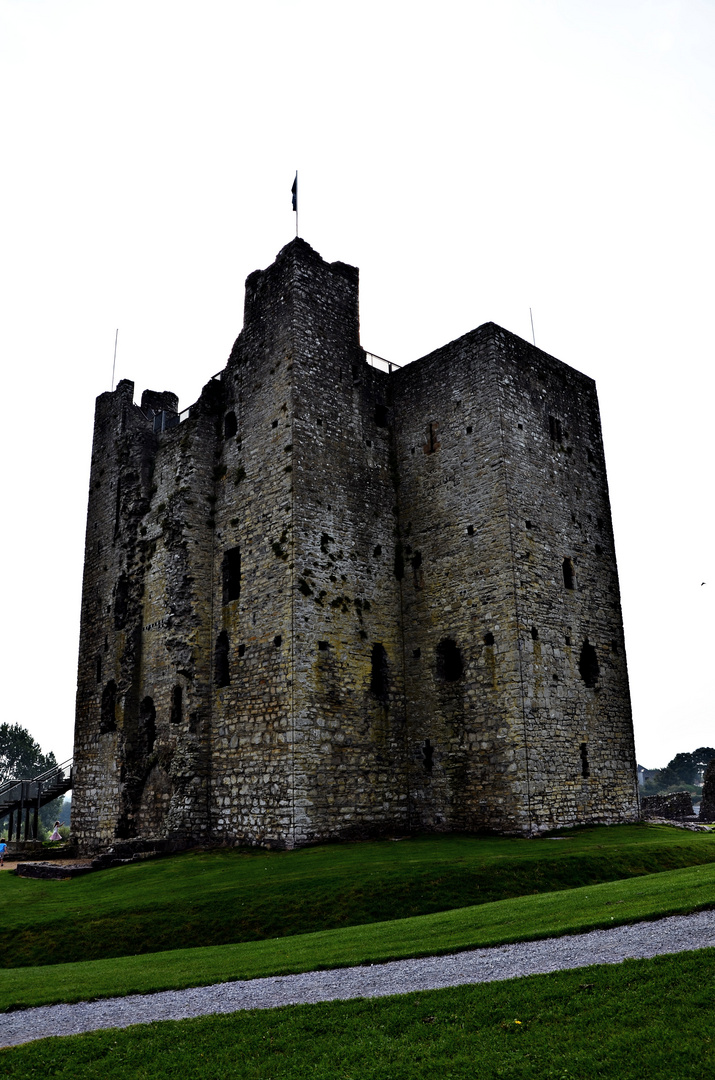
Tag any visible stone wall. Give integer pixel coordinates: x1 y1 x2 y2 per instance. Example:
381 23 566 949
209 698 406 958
698 759 715 821
640 792 694 819
72 238 639 852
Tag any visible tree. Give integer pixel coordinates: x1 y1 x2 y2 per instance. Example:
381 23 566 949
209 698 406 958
0 723 56 784
0 723 65 839
642 746 715 796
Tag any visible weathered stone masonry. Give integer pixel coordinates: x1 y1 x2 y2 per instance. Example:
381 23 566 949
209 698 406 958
72 238 639 853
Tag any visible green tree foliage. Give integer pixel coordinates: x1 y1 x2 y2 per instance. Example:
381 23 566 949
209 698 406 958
0 723 56 783
0 723 64 836
642 746 715 796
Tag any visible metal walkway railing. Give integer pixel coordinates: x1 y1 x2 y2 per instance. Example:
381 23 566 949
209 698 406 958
0 758 73 842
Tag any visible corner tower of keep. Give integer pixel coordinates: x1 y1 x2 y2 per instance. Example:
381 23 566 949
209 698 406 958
72 238 639 853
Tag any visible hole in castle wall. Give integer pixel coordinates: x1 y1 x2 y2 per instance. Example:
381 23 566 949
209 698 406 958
466 426 473 434
413 648 421 658
215 631 230 687
579 640 599 687
424 422 440 454
562 558 575 590
423 738 434 773
222 547 241 604
170 685 182 724
375 403 388 427
140 697 156 753
272 419 278 428
549 415 563 442
114 481 122 539
114 573 129 629
467 525 474 536
95 656 102 683
100 681 117 734
224 412 238 438
483 632 495 647
274 635 282 647
373 545 382 558
580 741 590 777
436 638 464 681
531 626 539 640
238 644 246 657
370 643 389 702
318 641 329 651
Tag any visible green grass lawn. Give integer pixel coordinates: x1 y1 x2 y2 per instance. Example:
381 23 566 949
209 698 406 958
3 949 714 1078
2 826 715 1077
3 824 715 969
2 847 715 1012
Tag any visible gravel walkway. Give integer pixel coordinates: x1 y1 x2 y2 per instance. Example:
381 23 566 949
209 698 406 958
3 910 715 1048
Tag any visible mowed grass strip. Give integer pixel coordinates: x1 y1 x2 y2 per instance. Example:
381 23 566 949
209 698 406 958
2 859 715 1012
3 825 715 968
2 949 714 1079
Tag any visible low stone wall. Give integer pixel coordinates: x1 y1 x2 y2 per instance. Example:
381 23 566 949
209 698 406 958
3 842 79 862
14 837 191 879
699 760 715 822
15 862 95 880
641 792 694 820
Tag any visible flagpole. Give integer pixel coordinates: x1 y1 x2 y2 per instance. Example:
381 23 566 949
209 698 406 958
292 171 298 237
111 328 118 391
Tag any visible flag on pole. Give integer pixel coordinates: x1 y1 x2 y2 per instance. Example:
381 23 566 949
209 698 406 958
291 172 298 212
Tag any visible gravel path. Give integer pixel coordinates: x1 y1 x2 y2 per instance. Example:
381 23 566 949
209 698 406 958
3 910 715 1048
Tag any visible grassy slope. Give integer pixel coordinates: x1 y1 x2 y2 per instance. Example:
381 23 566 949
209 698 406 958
2 846 715 1011
3 950 714 1078
3 825 715 969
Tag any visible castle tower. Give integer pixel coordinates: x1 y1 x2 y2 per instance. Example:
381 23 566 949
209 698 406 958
72 239 638 853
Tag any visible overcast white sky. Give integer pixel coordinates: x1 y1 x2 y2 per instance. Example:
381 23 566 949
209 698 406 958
1 0 712 771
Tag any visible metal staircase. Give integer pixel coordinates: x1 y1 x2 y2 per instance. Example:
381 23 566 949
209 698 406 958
0 759 73 841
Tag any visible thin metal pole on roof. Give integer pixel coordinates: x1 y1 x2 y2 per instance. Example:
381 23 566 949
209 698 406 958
111 329 118 391
529 308 536 346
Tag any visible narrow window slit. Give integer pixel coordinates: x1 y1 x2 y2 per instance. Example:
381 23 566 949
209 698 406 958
170 685 182 724
370 643 389 702
562 558 575 590
580 741 590 778
215 631 230 687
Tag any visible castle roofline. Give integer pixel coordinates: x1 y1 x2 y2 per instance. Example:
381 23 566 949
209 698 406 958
258 236 359 286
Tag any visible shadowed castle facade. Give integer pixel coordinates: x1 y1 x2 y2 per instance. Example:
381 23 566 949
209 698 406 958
72 239 639 852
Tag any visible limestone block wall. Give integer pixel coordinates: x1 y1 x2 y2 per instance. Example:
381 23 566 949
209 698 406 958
73 377 221 852
493 328 638 829
640 792 694 819
73 238 638 852
74 380 137 852
289 245 409 843
205 255 296 846
392 323 638 834
393 329 529 834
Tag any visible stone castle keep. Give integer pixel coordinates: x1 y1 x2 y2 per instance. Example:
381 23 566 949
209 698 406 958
72 238 639 852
